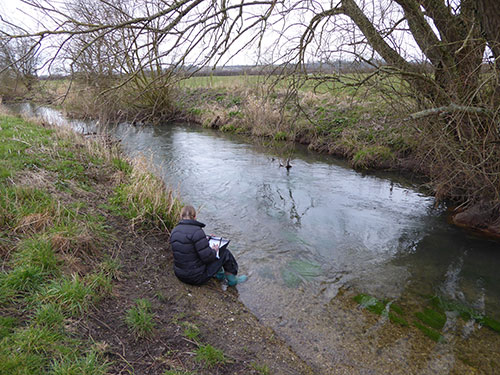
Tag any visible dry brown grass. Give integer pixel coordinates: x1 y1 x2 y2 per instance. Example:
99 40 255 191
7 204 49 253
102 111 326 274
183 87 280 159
14 213 53 234
244 96 287 137
50 230 97 257
119 156 181 231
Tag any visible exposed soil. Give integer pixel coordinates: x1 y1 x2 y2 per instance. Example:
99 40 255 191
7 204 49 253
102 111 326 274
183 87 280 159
78 219 314 375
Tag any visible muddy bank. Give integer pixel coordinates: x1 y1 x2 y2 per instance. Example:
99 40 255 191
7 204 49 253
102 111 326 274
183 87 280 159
80 221 314 374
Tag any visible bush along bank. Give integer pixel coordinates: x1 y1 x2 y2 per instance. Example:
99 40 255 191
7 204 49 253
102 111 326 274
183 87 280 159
0 110 314 375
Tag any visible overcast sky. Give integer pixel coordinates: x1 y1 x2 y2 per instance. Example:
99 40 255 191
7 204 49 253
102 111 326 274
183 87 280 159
0 0 432 69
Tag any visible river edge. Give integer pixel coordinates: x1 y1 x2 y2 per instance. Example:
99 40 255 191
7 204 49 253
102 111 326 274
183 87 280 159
0 109 314 375
18 79 500 238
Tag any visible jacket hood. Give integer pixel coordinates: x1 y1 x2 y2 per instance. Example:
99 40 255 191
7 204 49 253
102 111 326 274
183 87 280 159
178 219 205 228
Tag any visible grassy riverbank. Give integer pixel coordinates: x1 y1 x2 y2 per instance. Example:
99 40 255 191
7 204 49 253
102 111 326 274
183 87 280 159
177 83 417 171
0 110 312 374
32 75 419 172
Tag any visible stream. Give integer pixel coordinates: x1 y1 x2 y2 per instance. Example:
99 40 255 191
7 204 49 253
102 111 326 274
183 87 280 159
10 103 500 374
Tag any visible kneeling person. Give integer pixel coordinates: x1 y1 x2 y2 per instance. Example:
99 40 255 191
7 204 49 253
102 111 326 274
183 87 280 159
170 205 247 286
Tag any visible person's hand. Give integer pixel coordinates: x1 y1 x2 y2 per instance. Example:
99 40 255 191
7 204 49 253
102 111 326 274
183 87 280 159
213 244 220 251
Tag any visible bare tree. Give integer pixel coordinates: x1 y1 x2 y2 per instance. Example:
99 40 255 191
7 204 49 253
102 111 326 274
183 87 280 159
0 30 40 97
1 0 499 210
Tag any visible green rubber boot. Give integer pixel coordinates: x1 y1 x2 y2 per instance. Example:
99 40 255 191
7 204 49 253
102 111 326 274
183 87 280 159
214 268 226 281
225 274 248 287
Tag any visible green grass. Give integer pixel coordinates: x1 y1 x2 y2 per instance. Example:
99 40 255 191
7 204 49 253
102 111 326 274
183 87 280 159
0 113 130 374
181 322 200 341
251 362 271 375
194 344 227 368
33 303 65 328
49 349 109 375
108 163 181 230
125 298 156 338
38 274 96 316
13 236 59 273
0 316 18 340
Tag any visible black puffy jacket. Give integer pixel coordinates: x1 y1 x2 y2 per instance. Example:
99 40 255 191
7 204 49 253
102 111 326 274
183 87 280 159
169 219 217 285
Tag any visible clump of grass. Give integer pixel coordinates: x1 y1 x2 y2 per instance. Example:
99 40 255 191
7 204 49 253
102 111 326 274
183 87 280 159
85 271 113 296
251 362 271 375
0 316 17 339
38 274 95 316
0 186 56 232
33 303 65 328
181 322 200 341
13 236 59 273
99 256 121 280
2 264 51 294
109 156 181 230
49 349 109 375
194 344 227 368
125 298 156 338
112 157 132 174
352 145 394 169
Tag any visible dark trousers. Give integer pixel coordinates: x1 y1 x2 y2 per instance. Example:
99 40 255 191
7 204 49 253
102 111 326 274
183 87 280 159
203 247 239 283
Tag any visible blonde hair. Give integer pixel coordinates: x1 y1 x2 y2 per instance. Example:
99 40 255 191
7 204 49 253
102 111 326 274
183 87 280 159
180 205 196 220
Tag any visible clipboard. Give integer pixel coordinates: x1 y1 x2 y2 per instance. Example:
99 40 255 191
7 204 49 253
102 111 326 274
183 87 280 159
207 235 230 251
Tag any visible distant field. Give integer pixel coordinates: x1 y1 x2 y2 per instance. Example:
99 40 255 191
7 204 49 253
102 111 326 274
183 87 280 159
178 73 401 100
179 74 266 89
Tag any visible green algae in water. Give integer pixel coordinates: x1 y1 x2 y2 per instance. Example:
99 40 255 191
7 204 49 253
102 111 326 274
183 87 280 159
353 294 409 327
389 303 404 316
281 260 322 288
415 308 446 330
354 294 383 314
479 316 500 333
389 312 409 327
281 268 302 288
288 260 322 279
413 320 445 343
429 295 500 334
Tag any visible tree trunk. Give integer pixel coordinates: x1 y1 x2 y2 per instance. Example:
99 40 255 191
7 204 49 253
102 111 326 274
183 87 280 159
476 0 500 59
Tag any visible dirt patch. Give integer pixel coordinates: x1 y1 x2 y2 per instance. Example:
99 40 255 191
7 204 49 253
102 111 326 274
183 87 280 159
78 220 314 375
